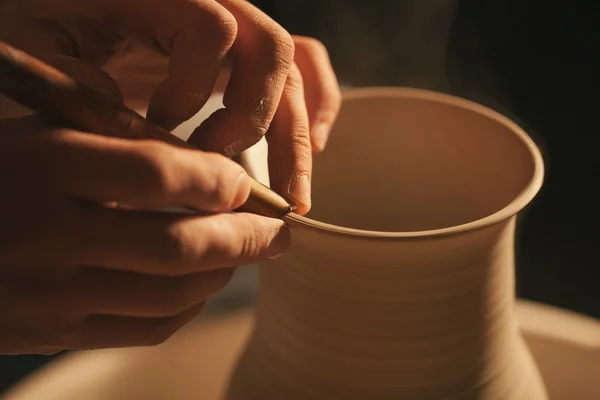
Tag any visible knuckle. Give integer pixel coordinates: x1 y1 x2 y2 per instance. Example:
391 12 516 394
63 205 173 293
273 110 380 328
205 158 238 209
215 11 238 50
135 141 179 197
273 31 296 68
201 218 234 260
159 223 200 273
291 132 312 165
201 154 248 210
291 123 311 146
194 5 238 52
276 29 296 54
255 18 295 68
211 172 235 209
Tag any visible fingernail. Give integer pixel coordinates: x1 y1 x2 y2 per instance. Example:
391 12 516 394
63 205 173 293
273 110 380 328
313 122 331 151
289 173 311 210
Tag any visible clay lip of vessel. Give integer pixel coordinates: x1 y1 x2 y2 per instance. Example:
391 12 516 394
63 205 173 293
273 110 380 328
284 87 545 240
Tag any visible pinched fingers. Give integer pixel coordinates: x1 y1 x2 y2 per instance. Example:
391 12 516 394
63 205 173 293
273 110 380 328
188 0 295 156
293 36 341 152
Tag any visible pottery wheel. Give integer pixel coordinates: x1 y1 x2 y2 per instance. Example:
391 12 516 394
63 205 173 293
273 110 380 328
3 301 600 400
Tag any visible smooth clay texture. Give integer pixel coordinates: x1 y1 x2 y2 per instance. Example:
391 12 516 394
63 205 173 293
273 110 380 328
226 88 548 399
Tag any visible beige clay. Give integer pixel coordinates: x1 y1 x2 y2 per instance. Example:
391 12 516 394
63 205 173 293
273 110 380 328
226 88 547 399
4 88 599 400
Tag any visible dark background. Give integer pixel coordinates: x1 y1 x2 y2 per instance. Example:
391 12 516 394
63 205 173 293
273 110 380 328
2 0 598 392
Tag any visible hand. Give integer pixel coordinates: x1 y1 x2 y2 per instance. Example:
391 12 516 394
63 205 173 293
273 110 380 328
0 115 289 354
0 0 342 215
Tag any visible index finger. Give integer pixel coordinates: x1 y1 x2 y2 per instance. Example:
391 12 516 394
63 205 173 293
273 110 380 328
187 0 295 156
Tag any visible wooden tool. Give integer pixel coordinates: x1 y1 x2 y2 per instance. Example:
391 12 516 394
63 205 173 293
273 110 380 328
0 40 295 219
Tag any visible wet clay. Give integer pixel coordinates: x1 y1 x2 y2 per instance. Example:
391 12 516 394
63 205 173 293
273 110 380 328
226 88 548 399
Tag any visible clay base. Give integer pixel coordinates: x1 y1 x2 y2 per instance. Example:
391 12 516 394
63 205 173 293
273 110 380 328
4 301 600 400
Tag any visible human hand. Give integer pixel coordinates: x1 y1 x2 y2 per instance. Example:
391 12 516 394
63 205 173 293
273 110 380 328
0 115 289 354
0 0 342 215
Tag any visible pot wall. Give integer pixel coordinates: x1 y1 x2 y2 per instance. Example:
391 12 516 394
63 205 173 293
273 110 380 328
226 88 547 399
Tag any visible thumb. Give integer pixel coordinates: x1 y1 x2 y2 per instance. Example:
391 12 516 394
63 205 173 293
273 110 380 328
48 55 123 103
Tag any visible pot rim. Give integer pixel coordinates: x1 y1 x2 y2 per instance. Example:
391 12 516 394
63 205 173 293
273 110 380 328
285 86 545 240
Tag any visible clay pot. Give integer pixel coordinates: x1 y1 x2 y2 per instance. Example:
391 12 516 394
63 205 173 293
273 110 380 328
226 88 548 399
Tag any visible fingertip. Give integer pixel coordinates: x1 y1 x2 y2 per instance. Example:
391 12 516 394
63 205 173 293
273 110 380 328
288 173 311 215
309 97 340 153
232 212 291 262
253 213 291 253
293 203 311 216
311 121 331 152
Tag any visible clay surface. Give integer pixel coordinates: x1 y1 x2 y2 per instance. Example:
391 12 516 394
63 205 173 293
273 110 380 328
226 88 547 399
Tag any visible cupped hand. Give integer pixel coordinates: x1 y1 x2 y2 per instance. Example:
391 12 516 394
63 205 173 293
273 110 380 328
0 0 342 214
0 115 289 354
